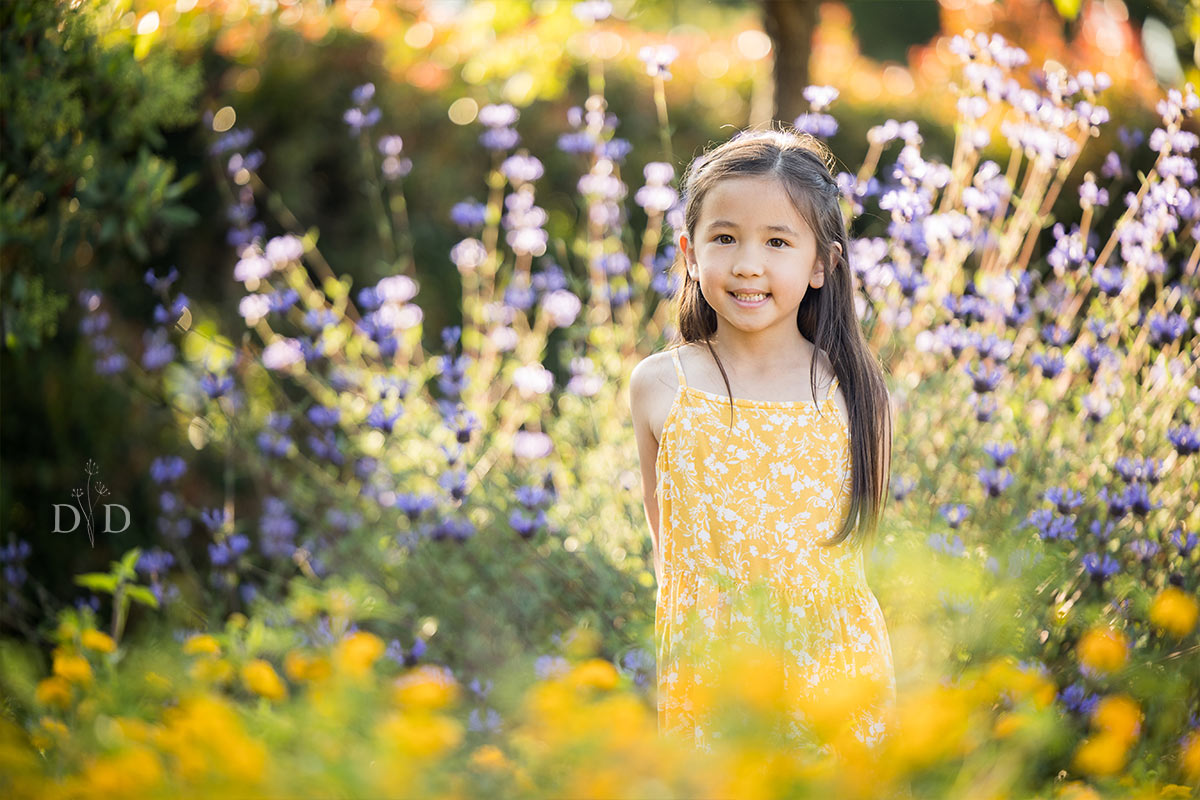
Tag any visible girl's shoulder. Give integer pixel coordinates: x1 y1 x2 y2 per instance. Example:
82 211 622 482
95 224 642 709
630 346 688 444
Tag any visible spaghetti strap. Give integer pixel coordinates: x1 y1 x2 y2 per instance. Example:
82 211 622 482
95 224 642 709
670 348 688 389
823 375 840 412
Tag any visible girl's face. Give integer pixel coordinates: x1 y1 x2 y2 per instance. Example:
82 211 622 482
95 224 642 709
678 175 839 338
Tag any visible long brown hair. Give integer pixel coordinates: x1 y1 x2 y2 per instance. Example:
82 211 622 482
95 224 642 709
669 126 892 549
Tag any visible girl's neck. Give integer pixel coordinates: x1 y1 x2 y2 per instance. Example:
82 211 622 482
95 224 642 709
708 331 815 378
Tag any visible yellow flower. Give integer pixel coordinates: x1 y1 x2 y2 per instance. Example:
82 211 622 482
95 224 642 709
30 717 69 751
52 650 93 685
34 676 73 709
392 664 459 710
1072 732 1129 777
189 657 234 684
334 631 384 679
992 711 1025 739
241 659 287 702
1149 587 1199 638
1056 781 1102 800
75 745 164 794
284 649 331 683
1181 731 1200 783
566 658 620 692
1160 785 1194 798
1077 627 1127 674
1091 694 1141 743
469 744 510 772
81 629 116 653
377 711 463 759
182 633 221 656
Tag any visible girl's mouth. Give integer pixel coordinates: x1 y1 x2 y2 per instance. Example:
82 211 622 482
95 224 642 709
729 292 770 307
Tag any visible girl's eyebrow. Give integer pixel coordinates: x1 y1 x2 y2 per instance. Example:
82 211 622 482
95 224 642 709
705 219 798 235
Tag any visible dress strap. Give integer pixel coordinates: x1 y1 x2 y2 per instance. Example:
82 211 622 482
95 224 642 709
823 375 840 412
670 348 688 389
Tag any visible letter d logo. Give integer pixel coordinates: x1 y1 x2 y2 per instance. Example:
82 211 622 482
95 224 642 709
53 504 81 533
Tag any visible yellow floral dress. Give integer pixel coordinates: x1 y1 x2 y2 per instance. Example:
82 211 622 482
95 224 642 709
655 345 896 755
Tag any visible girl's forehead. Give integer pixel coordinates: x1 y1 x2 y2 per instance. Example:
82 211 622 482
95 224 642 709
698 175 808 228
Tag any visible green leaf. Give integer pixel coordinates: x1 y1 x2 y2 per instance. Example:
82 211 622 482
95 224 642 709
125 585 160 609
117 547 142 579
75 573 118 593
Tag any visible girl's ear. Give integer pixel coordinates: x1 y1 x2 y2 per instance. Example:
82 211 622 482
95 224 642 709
811 242 842 289
679 231 699 281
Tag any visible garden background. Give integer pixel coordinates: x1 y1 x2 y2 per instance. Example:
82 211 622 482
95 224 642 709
1 0 1199 797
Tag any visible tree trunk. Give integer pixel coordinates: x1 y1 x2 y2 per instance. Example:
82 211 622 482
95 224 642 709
758 0 820 125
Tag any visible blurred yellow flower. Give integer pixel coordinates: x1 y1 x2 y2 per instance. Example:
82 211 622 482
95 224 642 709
52 650 93 685
469 744 510 772
157 694 267 784
241 659 287 701
182 634 221 656
81 629 116 653
334 630 385 678
74 745 164 794
890 684 972 770
1077 627 1127 674
392 664 459 710
1149 587 1199 638
1056 781 1102 800
377 710 463 759
30 717 69 751
1181 731 1200 783
1072 731 1129 776
992 711 1026 739
566 658 619 691
189 656 234 684
284 649 332 683
34 676 73 709
1160 784 1194 798
1091 694 1141 742
114 716 157 743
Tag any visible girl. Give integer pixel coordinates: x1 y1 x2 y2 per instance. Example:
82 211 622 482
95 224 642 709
629 128 897 758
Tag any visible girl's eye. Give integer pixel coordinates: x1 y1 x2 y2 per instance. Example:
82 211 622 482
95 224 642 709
714 234 734 244
768 238 788 247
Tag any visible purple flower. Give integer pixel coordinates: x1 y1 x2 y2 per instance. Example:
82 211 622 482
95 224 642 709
344 107 382 133
307 406 340 428
136 548 175 577
500 154 545 184
259 497 297 559
451 200 487 228
1081 552 1120 581
141 328 176 371
209 534 250 568
938 503 970 529
150 456 187 484
572 1 612 23
637 44 678 79
793 112 838 138
1044 487 1085 515
262 338 304 370
200 372 233 399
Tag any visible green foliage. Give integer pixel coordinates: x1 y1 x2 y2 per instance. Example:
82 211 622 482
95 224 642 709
0 0 202 350
74 547 158 643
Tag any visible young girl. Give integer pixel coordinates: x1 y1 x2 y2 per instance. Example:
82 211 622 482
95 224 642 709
630 128 897 757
